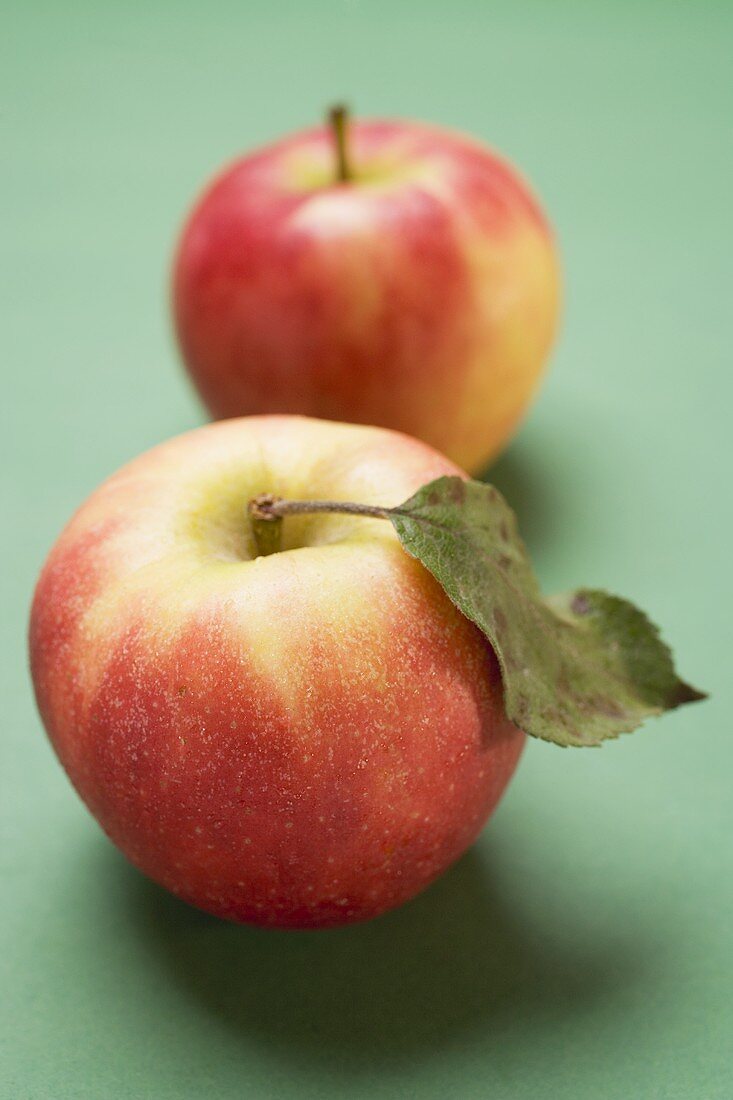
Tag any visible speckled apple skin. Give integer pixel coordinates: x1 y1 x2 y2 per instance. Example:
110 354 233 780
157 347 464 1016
30 417 524 927
173 119 560 473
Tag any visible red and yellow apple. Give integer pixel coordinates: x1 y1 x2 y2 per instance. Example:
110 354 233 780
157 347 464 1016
30 416 524 927
172 113 560 473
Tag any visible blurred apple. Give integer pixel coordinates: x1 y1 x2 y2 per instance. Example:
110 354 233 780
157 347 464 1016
172 109 560 472
30 416 524 928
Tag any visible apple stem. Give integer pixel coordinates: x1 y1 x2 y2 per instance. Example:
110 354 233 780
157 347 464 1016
248 494 393 557
248 494 284 557
260 498 392 521
328 103 353 184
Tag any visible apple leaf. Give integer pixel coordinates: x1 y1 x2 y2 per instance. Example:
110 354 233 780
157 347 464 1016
388 477 705 747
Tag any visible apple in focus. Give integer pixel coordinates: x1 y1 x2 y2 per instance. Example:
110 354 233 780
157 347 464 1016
30 416 524 927
172 111 560 473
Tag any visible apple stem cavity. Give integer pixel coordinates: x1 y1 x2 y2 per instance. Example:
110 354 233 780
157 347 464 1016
328 103 353 184
248 494 393 557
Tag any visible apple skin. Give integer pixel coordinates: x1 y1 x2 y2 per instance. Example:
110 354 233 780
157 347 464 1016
30 416 524 928
172 118 560 473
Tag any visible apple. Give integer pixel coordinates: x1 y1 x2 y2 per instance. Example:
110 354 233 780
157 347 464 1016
30 416 524 928
172 109 560 473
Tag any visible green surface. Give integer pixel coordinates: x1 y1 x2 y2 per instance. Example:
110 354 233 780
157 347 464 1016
2 2 731 1097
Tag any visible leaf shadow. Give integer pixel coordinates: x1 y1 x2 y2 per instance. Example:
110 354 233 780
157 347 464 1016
478 441 558 557
121 838 650 1073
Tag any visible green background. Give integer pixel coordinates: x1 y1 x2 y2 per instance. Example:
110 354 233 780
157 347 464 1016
3 2 731 1097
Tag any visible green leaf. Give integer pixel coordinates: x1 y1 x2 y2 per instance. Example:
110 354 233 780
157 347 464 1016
389 477 705 747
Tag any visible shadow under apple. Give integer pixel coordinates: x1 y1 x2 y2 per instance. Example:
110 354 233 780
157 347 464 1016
120 838 648 1071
